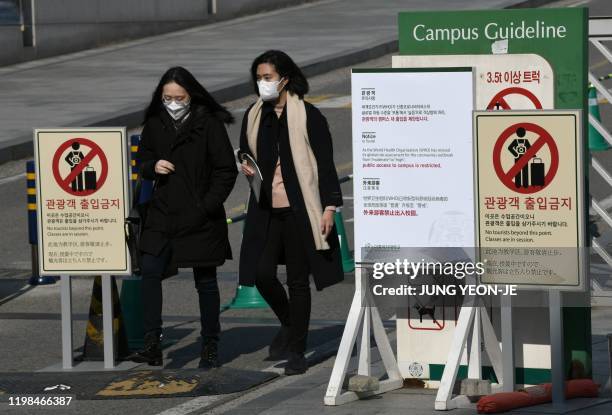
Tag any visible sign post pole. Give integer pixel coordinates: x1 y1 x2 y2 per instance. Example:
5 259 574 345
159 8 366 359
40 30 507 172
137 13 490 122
60 275 73 369
500 295 515 392
102 275 115 369
549 290 566 408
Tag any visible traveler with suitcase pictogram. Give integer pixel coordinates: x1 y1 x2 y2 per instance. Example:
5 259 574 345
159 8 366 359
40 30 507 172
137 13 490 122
84 166 97 190
530 157 545 187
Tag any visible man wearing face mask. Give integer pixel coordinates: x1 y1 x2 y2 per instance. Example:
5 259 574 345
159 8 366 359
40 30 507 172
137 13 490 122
238 50 344 376
131 67 237 368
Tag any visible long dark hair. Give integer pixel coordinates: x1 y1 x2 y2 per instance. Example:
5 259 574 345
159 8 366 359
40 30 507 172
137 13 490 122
143 66 234 124
250 50 309 99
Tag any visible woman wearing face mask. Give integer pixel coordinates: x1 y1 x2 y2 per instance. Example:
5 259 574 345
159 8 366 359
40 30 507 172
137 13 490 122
238 50 344 375
129 66 237 368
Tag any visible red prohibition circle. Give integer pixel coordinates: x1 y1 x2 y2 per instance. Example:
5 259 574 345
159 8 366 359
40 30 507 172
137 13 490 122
52 137 108 196
492 122 559 194
486 87 543 110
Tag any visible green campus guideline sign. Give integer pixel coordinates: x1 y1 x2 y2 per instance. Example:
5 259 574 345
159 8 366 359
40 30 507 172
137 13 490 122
399 8 588 112
398 8 591 383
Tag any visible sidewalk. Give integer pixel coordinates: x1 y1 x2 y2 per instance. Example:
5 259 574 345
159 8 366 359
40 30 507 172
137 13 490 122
1 0 538 162
200 327 612 415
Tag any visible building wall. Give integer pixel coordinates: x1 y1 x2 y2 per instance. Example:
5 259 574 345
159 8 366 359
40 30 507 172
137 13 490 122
0 0 313 66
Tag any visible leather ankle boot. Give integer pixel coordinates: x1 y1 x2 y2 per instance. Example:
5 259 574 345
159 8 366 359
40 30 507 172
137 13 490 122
199 338 220 369
284 352 308 376
128 331 163 366
267 325 291 361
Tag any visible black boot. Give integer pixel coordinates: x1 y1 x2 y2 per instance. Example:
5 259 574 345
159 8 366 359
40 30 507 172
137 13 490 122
199 338 220 369
128 331 162 366
284 352 308 376
266 325 291 361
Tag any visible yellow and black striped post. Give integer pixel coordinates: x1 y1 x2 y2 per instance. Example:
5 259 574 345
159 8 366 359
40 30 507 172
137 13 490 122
26 160 56 285
119 134 146 349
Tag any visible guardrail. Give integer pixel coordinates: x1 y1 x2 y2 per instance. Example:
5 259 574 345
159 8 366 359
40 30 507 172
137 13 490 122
587 18 612 303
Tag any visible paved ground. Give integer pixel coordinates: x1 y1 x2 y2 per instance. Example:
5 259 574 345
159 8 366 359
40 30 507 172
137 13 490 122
1 0 612 414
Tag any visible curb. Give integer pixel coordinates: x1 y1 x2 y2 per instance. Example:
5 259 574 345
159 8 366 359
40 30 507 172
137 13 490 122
0 0 557 164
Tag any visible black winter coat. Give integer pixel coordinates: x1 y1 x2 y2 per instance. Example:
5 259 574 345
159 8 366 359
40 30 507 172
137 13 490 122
238 101 344 291
136 106 238 273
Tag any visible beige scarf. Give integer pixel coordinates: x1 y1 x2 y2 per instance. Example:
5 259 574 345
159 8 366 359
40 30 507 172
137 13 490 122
246 93 330 250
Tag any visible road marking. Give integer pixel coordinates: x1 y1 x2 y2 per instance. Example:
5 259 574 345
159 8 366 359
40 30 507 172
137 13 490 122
591 59 610 71
315 95 351 109
599 194 612 210
336 161 353 174
0 284 32 307
262 350 317 374
568 0 590 6
0 172 25 186
544 0 590 6
345 217 354 223
155 395 226 415
305 94 334 104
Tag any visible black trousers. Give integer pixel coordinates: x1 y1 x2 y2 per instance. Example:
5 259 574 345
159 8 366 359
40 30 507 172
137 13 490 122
256 208 311 353
141 243 221 340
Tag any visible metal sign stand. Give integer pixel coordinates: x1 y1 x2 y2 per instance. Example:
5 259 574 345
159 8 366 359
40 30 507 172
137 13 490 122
549 290 566 409
434 293 504 410
324 266 403 405
60 274 116 370
60 275 73 369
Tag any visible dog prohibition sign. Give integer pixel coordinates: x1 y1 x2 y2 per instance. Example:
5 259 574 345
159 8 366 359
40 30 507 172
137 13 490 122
492 122 559 194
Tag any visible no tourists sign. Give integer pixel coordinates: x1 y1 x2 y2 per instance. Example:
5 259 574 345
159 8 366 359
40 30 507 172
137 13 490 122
474 111 585 289
34 128 131 275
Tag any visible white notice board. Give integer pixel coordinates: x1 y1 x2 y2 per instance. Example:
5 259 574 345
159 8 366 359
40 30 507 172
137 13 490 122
352 68 475 261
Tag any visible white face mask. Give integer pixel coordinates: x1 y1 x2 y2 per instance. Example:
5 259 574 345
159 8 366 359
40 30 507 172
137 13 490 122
163 99 190 120
257 79 283 101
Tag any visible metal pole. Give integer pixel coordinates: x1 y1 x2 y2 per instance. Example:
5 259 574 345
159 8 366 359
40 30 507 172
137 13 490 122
549 290 566 408
608 333 612 394
29 244 39 285
102 275 115 369
501 295 514 392
61 275 73 369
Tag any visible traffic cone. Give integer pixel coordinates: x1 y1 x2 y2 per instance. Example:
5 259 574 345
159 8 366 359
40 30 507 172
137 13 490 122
335 207 355 273
221 195 269 312
588 86 610 151
80 276 129 360
221 285 269 311
119 278 144 350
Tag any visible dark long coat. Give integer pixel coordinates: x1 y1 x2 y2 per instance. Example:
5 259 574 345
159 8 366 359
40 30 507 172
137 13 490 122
136 106 238 273
238 101 344 291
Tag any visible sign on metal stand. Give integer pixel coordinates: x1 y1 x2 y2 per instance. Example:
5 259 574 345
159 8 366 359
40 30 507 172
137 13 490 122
34 127 131 370
392 8 589 410
326 67 475 405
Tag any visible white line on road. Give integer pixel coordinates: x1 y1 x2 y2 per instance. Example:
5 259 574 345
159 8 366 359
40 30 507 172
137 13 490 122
598 194 612 211
0 172 25 186
155 395 227 415
261 350 317 375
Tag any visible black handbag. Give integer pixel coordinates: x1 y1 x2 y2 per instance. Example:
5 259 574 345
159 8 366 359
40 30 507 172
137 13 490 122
125 176 151 275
